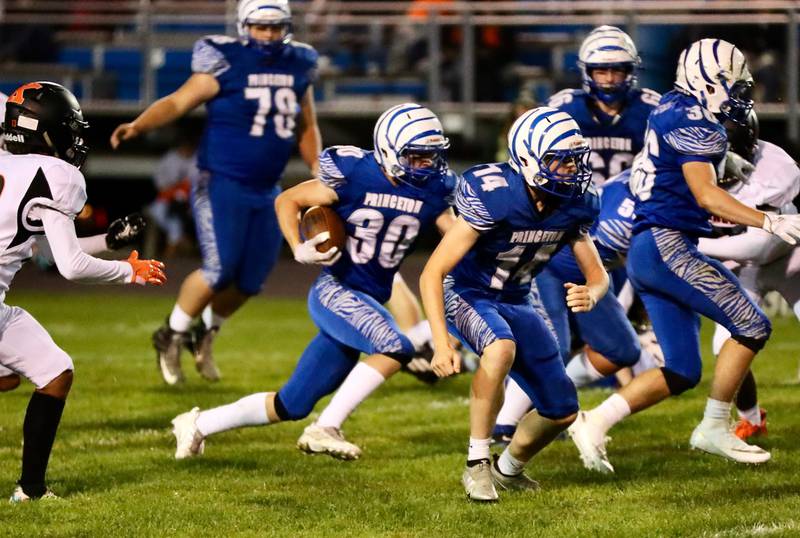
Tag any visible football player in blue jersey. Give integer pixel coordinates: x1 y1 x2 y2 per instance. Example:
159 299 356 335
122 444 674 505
492 169 665 443
110 0 322 385
567 39 800 473
169 103 457 460
548 25 660 187
420 107 608 502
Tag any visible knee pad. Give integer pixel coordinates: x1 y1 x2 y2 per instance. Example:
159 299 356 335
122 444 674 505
732 334 770 353
273 391 311 422
661 367 698 396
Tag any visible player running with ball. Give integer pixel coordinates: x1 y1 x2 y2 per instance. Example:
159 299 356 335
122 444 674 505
170 103 456 460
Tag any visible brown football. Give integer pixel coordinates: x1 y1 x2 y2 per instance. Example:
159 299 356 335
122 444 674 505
300 205 346 253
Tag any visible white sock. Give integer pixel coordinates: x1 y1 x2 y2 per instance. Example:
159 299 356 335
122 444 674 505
316 363 386 429
587 393 631 433
737 404 761 426
169 304 194 333
497 448 526 476
202 305 226 330
495 378 532 427
565 351 604 388
793 299 800 322
631 348 657 377
702 398 731 427
406 321 432 352
195 392 270 436
467 437 491 462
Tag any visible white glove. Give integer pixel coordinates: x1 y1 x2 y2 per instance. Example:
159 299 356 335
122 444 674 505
762 213 800 245
293 232 342 266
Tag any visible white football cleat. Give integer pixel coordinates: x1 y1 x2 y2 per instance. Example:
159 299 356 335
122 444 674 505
172 407 205 460
567 411 615 474
297 423 362 460
9 486 58 503
690 421 771 464
462 460 499 502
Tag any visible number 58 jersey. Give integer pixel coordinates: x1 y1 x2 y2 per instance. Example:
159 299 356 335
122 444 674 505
453 162 599 302
318 146 456 304
192 36 318 189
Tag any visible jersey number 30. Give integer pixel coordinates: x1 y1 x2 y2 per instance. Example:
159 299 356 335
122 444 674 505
346 209 420 269
244 87 297 139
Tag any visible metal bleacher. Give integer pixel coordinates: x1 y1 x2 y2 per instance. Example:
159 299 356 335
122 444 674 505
1 1 800 142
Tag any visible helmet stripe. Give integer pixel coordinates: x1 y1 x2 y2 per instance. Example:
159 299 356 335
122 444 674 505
697 42 715 85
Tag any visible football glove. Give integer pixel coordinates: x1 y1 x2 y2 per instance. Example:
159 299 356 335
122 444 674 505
762 213 800 245
127 250 166 286
106 213 147 250
293 232 342 266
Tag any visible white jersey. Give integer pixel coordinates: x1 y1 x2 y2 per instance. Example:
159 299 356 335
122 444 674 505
727 140 800 210
0 153 88 301
0 91 8 156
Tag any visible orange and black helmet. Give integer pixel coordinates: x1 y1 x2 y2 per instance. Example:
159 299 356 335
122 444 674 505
2 81 89 168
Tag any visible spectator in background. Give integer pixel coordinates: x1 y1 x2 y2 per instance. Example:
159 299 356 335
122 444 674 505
146 132 198 258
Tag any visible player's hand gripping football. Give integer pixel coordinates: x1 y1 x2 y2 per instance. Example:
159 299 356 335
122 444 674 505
564 282 597 313
106 213 146 250
762 213 800 245
293 232 342 266
110 123 140 149
431 342 461 378
127 250 166 286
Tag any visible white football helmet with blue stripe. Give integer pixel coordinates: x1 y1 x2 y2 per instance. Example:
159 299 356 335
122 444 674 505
578 25 640 104
675 39 754 124
507 107 592 198
237 0 292 54
373 103 450 188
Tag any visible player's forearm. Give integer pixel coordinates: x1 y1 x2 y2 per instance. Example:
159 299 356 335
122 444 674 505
419 265 449 350
697 186 766 228
298 124 322 176
275 192 304 250
130 97 188 134
41 210 132 284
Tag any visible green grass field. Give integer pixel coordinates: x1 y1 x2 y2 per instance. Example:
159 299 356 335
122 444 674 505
1 291 798 537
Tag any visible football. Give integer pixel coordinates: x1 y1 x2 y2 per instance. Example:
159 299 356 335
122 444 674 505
300 205 346 253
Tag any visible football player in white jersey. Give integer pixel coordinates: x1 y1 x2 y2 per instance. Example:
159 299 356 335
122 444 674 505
698 111 800 440
0 82 166 502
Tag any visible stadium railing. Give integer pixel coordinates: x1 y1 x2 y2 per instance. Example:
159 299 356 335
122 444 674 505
0 1 798 142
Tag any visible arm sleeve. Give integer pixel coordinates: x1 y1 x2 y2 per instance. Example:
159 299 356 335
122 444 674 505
664 126 727 164
39 207 132 284
455 178 495 231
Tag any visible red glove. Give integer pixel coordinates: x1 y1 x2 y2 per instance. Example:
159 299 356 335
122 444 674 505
127 250 166 286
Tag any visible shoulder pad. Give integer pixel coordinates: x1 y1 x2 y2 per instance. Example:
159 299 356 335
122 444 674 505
37 158 87 217
192 37 233 77
639 88 662 108
547 89 582 109
318 146 366 190
288 40 319 67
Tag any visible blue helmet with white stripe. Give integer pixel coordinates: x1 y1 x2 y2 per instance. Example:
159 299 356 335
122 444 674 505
675 39 754 125
578 26 641 104
507 107 592 199
373 103 450 188
237 0 292 58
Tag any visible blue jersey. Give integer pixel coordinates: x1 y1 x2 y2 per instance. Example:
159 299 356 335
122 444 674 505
453 162 599 302
318 146 455 304
592 169 636 263
629 90 728 236
547 88 659 185
192 36 318 189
